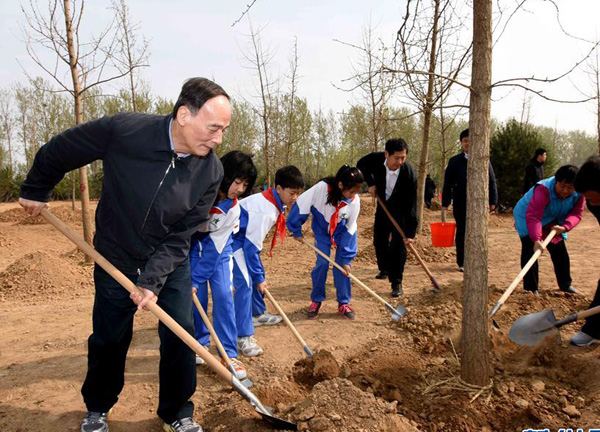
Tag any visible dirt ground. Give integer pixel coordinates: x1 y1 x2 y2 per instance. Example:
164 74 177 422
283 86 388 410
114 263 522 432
1 197 600 432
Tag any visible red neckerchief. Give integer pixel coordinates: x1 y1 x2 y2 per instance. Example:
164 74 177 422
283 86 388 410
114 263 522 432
328 187 354 247
261 188 285 257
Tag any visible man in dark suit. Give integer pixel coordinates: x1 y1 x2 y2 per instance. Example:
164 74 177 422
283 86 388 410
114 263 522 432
442 128 498 272
357 138 417 297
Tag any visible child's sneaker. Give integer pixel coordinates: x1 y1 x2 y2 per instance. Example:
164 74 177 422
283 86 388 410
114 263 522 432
307 301 322 319
81 411 109 432
338 303 356 320
222 357 247 380
253 312 283 327
237 336 263 357
163 417 203 432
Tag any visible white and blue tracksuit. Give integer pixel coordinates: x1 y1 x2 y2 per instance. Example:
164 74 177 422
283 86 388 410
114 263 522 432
232 189 285 338
190 198 239 359
287 181 360 305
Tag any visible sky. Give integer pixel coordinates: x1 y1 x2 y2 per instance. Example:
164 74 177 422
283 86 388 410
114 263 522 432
0 0 599 136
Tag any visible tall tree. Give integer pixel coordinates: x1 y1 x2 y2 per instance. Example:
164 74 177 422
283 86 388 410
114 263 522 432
21 0 147 249
0 89 15 172
395 0 471 233
461 0 492 387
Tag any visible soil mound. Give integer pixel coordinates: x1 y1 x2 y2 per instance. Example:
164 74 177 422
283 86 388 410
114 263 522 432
0 205 84 225
293 349 340 387
288 378 419 432
0 250 93 301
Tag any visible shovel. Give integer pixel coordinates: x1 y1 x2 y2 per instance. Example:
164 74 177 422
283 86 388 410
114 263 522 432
376 196 440 292
301 238 406 320
192 289 254 388
262 287 314 356
509 305 600 346
40 208 297 431
489 228 558 330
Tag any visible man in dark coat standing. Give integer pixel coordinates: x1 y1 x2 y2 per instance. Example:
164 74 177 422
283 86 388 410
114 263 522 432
442 128 498 272
424 174 436 209
522 148 547 193
357 138 417 297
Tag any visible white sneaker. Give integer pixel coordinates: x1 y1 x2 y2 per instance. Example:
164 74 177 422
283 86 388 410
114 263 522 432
253 312 283 327
570 331 599 347
237 336 263 357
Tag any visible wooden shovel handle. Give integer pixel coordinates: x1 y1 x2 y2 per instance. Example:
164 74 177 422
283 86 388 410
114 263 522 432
40 208 233 383
496 228 559 305
577 304 600 320
301 238 390 308
262 287 310 351
192 290 232 366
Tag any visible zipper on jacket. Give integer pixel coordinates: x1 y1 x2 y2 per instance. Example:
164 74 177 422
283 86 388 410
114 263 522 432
141 152 176 232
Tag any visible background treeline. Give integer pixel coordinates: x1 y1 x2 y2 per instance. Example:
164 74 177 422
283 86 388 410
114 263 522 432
0 78 597 205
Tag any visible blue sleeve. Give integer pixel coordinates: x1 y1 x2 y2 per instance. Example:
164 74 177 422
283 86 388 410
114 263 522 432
190 235 219 286
336 230 358 266
287 202 310 237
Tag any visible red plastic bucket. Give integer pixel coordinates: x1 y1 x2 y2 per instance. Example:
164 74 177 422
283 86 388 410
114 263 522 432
430 222 456 247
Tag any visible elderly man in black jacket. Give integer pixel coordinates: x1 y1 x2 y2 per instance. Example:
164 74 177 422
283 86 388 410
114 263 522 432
357 138 418 298
19 78 228 432
442 128 498 272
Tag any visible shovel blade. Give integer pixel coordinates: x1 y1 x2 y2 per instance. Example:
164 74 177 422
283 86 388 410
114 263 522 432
509 309 560 346
391 304 407 320
256 406 298 430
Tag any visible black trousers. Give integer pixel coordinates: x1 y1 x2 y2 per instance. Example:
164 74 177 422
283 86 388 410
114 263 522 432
519 235 572 292
82 260 196 424
374 212 407 286
582 280 600 338
454 210 466 268
425 194 433 209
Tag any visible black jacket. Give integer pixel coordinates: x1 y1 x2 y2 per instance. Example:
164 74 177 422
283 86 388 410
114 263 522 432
425 176 436 197
441 152 498 214
21 113 223 294
357 151 418 238
522 158 545 193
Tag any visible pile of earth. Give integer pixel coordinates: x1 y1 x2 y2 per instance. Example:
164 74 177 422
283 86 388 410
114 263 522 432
0 250 93 301
0 205 85 225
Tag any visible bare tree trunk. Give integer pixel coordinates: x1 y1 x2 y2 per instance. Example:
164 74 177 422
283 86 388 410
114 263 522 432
64 0 93 252
461 0 492 387
416 0 440 234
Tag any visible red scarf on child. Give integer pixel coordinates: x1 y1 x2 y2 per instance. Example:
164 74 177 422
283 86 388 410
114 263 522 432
328 188 355 247
262 188 286 257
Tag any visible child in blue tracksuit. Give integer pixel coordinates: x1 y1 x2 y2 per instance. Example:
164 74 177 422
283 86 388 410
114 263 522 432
287 165 364 320
232 166 305 357
190 151 257 378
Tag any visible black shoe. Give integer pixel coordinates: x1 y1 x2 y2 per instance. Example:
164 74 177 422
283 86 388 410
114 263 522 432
560 286 577 294
391 284 403 297
375 271 388 280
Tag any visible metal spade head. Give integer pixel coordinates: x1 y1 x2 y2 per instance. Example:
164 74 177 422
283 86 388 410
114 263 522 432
509 309 560 346
391 304 407 320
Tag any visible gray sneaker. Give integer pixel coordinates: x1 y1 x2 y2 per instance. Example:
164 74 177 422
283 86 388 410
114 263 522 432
253 312 283 327
163 417 203 432
81 412 109 432
237 336 263 357
570 331 599 347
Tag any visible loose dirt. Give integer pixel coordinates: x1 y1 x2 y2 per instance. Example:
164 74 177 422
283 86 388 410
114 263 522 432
1 197 600 431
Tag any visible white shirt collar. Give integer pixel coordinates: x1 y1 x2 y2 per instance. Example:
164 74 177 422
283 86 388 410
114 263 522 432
384 159 399 175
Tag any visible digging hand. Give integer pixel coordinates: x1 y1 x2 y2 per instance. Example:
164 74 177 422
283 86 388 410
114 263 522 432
256 281 268 295
19 197 48 217
368 185 377 198
130 287 158 311
342 264 352 277
404 237 414 245
533 241 545 253
552 225 567 235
